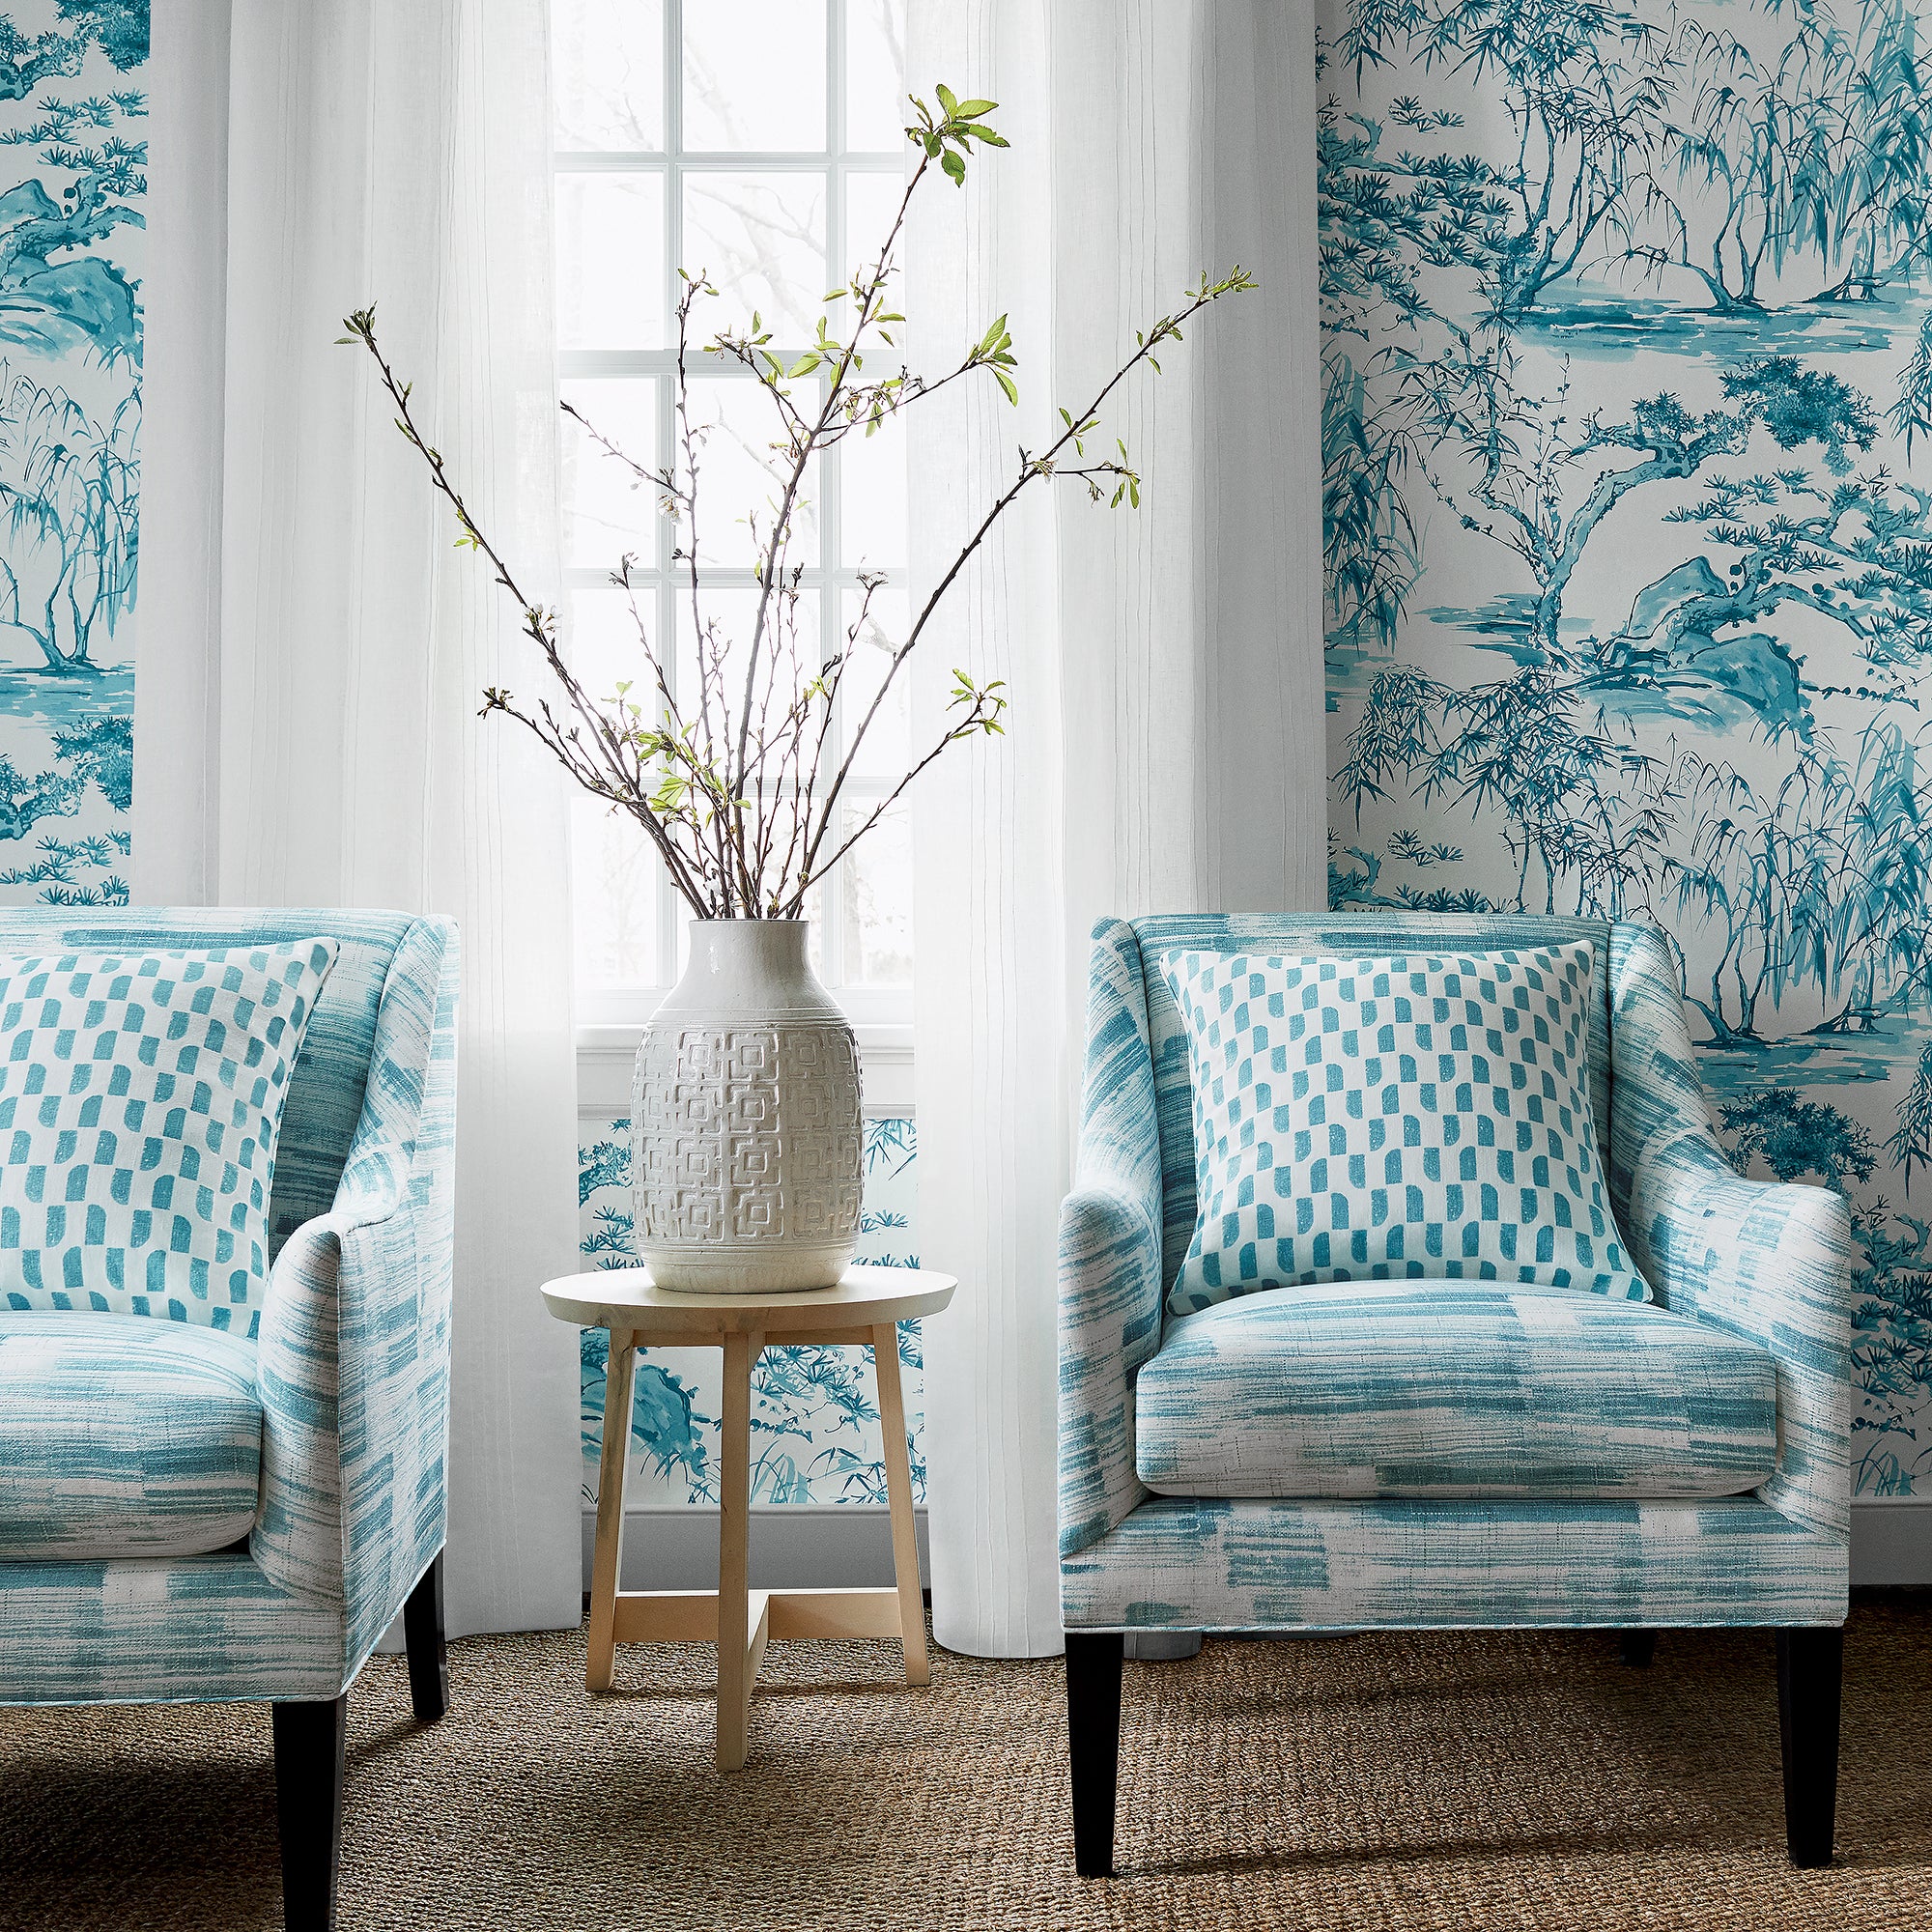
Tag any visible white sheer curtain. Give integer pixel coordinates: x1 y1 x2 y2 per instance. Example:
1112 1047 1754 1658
905 0 1325 1657
140 0 582 1637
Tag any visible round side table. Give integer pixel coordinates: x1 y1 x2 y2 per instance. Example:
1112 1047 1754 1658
541 1264 957 1772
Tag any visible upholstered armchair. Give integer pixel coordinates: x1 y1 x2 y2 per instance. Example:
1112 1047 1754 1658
0 909 460 1932
1059 912 1854 1875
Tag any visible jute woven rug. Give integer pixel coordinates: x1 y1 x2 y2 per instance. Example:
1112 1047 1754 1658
3 1599 1929 1931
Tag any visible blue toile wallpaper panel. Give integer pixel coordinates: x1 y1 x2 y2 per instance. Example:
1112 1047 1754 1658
576 1114 923 1506
1320 0 1932 1493
0 3 142 902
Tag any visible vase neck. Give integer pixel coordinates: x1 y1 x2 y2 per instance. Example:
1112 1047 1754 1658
657 919 840 1020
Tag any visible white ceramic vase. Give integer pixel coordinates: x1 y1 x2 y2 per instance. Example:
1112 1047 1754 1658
631 920 863 1293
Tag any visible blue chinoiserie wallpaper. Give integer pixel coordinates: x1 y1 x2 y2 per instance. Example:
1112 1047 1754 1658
576 1115 923 1507
1321 0 1932 1494
0 3 142 902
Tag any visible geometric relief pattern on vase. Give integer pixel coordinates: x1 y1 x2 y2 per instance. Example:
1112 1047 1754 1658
1319 0 1932 1494
633 1021 862 1243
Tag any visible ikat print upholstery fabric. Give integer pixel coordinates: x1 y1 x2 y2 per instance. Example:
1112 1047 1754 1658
0 908 458 1708
1058 912 1855 1634
1135 1283 1777 1500
1159 945 1647 1313
0 1310 262 1560
0 941 338 1337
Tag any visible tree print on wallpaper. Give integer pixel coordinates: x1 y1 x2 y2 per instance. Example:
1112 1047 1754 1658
1321 0 1932 1495
575 1114 923 1507
0 1 142 905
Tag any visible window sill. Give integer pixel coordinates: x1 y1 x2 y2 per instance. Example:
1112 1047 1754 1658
575 1022 916 1114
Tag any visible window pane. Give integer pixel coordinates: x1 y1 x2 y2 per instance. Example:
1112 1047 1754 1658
683 172 826 346
844 0 907 153
682 376 820 567
840 800 912 985
556 173 666 349
840 406 905 567
566 587 667 709
554 0 664 152
683 0 827 152
573 793 660 986
842 169 904 282
561 378 660 567
838 588 909 777
675 586 823 750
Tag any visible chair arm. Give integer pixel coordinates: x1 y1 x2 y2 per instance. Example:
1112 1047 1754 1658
1608 923 1854 1539
1060 920 1167 1559
250 919 459 1657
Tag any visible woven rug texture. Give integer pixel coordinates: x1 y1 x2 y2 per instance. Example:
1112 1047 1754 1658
2 1600 1929 1930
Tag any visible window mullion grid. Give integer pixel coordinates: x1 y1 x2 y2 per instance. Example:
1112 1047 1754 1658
556 1 911 1009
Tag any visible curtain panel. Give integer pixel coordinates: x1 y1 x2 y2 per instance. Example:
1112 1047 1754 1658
905 0 1325 1657
140 0 582 1638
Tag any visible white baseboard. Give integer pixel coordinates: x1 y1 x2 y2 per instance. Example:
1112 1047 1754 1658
1851 1498 1932 1586
580 1502 930 1594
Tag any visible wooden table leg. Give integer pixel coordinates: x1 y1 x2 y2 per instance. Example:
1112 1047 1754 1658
872 1321 929 1687
586 1328 638 1692
715 1329 759 1771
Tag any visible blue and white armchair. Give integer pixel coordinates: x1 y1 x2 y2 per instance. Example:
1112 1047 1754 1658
0 909 460 1932
1059 912 1854 1875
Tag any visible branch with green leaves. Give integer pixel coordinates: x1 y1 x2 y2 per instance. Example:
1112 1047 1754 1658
342 84 1254 920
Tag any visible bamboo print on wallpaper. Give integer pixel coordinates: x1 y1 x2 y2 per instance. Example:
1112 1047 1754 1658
1321 0 1932 1495
0 4 142 897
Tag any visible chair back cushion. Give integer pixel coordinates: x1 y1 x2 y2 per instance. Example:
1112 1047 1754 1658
1127 913 1614 1293
0 908 416 1274
1157 943 1645 1311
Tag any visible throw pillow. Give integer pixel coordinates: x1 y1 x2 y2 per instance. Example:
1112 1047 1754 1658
1159 944 1648 1314
0 939 338 1335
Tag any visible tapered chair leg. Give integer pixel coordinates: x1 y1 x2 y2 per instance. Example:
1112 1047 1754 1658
404 1549 450 1723
1619 1630 1657 1667
273 1693 347 1932
1065 1631 1124 1878
1776 1627 1843 1868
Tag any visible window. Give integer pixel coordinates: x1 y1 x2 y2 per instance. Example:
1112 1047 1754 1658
552 0 913 1034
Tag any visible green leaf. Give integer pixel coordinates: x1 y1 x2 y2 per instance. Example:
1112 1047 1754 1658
993 366 1018 406
941 149 966 185
954 98 997 117
936 81 958 115
789 352 822 377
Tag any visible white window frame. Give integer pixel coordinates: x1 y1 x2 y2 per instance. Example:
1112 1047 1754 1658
555 0 915 1095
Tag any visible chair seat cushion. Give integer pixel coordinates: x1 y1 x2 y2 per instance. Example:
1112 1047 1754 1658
1134 1285 1778 1500
0 1311 262 1558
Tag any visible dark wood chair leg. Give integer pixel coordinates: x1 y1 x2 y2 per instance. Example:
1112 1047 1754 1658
1776 1626 1843 1868
1619 1630 1657 1667
1065 1630 1124 1879
273 1693 346 1932
404 1549 450 1724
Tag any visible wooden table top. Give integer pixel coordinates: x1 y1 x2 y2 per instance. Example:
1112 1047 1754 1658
540 1264 957 1338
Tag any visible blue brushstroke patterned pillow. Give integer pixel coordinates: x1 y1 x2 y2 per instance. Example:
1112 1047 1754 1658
0 940 338 1336
1159 945 1649 1315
